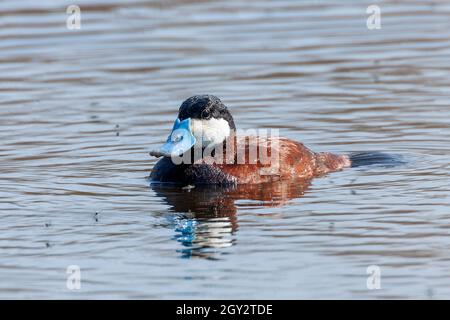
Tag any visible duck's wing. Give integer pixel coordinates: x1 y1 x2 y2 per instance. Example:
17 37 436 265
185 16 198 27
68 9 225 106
217 136 318 183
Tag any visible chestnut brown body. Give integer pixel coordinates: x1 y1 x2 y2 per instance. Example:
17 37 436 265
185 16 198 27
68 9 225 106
150 136 350 185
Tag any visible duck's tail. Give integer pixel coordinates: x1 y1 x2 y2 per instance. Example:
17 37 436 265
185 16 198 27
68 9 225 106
349 152 405 168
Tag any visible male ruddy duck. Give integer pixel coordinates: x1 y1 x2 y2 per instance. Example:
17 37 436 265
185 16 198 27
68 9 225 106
150 95 352 185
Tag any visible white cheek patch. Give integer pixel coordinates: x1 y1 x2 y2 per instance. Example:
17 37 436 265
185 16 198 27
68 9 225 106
190 118 231 148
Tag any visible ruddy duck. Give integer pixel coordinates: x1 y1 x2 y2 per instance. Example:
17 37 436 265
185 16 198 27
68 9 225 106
150 95 355 185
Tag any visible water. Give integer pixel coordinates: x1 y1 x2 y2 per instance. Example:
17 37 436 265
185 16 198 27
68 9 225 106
0 0 449 299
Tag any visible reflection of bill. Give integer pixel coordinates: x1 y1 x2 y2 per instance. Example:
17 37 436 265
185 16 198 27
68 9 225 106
152 179 311 259
175 217 234 255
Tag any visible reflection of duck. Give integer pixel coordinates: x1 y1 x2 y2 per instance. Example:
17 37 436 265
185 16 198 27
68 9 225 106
151 179 311 259
150 95 351 185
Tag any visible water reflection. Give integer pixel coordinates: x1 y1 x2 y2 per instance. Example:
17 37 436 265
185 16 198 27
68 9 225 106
151 180 311 259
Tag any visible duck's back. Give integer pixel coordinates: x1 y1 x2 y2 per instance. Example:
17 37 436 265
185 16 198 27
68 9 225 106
213 136 313 184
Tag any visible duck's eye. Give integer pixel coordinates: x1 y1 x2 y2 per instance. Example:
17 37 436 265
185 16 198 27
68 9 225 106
201 110 210 118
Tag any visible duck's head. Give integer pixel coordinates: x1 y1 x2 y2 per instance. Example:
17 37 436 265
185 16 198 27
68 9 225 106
151 95 235 158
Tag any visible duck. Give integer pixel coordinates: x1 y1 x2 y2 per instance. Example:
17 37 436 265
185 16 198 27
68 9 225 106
149 95 355 185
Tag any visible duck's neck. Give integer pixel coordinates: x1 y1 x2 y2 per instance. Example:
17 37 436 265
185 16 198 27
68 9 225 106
184 132 237 165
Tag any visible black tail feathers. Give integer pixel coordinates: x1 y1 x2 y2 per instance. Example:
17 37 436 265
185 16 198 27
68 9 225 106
349 152 405 168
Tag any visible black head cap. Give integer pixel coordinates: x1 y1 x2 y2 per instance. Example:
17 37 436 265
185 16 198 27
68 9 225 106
178 95 236 130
